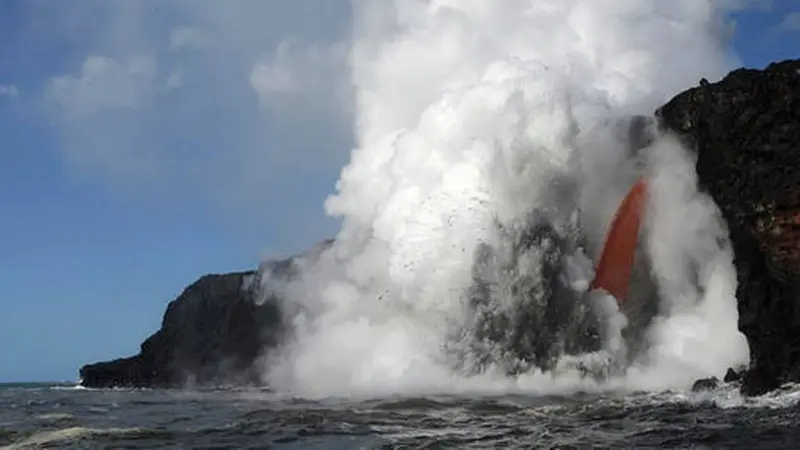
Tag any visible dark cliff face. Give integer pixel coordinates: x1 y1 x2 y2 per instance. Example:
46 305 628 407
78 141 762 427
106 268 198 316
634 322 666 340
79 270 283 388
78 240 329 389
656 59 800 396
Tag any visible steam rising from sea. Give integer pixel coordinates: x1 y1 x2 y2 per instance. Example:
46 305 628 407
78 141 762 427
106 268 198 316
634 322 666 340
257 0 750 399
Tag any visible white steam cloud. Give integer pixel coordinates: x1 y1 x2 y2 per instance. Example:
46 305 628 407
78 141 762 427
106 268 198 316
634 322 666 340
260 0 750 398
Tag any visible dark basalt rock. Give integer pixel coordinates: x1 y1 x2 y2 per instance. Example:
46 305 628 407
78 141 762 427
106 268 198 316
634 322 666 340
656 59 800 396
692 377 720 392
724 367 743 383
740 364 781 397
79 270 283 388
78 241 333 389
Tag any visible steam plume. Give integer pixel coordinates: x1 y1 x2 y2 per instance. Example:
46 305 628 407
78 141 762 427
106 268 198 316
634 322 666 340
260 0 750 398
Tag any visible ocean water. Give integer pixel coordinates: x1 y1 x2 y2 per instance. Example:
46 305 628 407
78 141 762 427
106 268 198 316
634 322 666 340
2 383 799 449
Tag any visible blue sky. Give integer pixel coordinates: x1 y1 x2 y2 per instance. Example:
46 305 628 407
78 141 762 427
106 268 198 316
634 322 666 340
0 1 797 382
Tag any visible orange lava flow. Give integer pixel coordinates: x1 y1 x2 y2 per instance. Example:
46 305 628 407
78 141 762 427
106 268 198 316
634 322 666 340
590 178 648 304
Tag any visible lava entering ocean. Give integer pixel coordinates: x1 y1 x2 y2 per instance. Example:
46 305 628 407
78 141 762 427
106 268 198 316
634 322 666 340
591 178 648 305
261 1 750 399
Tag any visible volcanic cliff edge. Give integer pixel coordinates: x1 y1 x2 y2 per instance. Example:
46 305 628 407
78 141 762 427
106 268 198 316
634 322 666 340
656 58 800 396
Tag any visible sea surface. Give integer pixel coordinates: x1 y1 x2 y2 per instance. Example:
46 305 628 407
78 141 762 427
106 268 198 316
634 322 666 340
1 382 800 449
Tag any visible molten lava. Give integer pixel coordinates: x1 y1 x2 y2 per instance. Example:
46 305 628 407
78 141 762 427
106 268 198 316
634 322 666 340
590 179 648 304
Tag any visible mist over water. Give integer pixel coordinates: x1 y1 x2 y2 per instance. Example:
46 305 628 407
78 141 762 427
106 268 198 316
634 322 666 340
258 0 750 399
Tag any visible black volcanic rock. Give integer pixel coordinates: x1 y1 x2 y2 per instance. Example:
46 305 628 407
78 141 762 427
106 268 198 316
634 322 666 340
724 367 743 383
656 59 800 396
79 270 284 388
691 377 720 392
77 240 334 389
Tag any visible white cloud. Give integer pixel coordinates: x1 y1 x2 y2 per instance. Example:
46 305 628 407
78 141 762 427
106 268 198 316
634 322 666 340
775 12 800 33
45 56 160 116
249 40 351 113
166 68 184 89
0 84 19 98
42 58 166 184
30 2 354 248
250 44 303 97
169 27 209 52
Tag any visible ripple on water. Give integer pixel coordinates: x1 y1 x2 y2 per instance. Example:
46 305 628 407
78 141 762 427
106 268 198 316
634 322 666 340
1 384 800 448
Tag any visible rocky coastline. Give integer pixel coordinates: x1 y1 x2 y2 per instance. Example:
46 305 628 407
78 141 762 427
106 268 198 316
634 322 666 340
79 59 800 397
